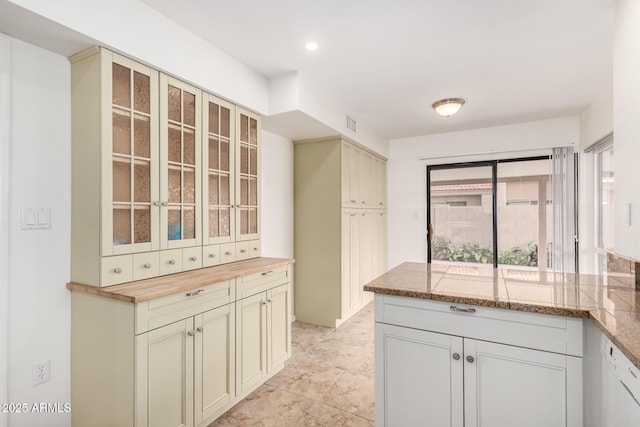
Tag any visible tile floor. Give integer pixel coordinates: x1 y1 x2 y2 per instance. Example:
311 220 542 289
210 302 375 426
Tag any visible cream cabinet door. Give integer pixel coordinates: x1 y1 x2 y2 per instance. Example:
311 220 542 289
235 107 260 242
375 323 464 427
136 318 194 427
202 94 235 246
359 150 374 206
159 75 202 250
103 51 160 256
348 211 361 312
464 339 573 427
267 283 291 373
236 292 267 395
341 210 353 317
194 304 235 425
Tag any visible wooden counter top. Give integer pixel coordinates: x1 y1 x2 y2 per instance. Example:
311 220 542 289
67 257 294 303
364 262 640 369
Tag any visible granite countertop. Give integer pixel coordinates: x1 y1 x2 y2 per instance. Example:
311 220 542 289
364 262 640 369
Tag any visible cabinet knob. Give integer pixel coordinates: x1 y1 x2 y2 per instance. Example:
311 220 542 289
240 249 246 253
153 201 161 206
113 267 122 274
161 201 168 207
452 353 461 361
196 327 203 333
225 251 232 255
187 330 195 337
208 253 216 258
267 299 272 304
252 247 258 251
189 256 197 262
466 355 475 364
168 259 176 265
143 263 152 269
350 200 356 203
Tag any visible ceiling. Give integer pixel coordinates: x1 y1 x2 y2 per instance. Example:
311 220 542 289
26 0 616 141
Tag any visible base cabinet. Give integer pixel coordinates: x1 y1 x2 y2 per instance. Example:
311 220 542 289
375 295 583 427
70 263 291 427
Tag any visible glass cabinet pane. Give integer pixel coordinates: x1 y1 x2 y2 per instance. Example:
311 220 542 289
184 208 195 239
113 110 132 155
220 175 230 205
184 168 196 204
209 173 219 205
183 129 195 165
221 107 230 137
220 208 230 236
183 92 196 127
134 114 150 158
112 63 131 108
168 209 181 240
133 72 150 114
134 162 151 202
220 140 230 171
209 137 220 169
134 207 151 243
168 168 181 203
113 160 131 202
113 208 131 245
209 209 219 238
168 85 181 122
168 126 181 163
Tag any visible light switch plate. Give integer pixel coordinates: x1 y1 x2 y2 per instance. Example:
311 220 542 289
21 208 51 230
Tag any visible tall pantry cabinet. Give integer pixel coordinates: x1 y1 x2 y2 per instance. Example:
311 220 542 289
70 47 261 287
294 137 387 327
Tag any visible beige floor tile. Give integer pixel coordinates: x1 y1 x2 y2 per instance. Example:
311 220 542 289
319 372 375 421
299 403 374 426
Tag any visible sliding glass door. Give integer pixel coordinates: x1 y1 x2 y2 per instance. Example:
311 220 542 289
428 157 555 271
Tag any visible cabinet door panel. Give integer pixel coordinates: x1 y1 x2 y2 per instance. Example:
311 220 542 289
136 318 193 427
235 108 260 241
375 323 464 427
267 284 291 372
195 304 235 424
103 52 160 256
236 292 266 395
464 339 568 427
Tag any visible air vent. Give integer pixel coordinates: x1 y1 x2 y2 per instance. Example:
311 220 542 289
346 115 357 133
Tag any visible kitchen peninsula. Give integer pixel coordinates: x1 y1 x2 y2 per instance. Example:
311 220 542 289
365 262 640 427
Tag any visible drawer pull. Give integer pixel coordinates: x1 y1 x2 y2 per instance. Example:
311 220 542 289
186 289 205 297
143 263 152 269
113 267 122 274
261 270 274 276
189 256 197 262
450 305 476 314
208 253 216 258
168 259 176 265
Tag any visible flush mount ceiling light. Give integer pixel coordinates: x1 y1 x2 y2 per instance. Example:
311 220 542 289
305 41 319 51
432 98 465 117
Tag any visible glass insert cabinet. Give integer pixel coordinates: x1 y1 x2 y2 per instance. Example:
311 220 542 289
70 47 261 286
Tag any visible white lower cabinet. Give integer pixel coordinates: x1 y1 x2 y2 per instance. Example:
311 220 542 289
375 295 583 427
70 264 291 427
236 283 291 396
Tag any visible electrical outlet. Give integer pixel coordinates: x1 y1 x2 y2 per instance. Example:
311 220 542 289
32 359 50 385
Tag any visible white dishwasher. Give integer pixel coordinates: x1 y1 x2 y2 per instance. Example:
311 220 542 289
601 334 640 427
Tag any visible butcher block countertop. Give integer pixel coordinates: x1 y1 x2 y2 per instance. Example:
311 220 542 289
67 257 294 303
364 262 640 369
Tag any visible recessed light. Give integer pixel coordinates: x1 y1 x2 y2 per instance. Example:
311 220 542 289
305 42 319 51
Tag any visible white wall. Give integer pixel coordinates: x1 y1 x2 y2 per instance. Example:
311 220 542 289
387 117 579 268
6 37 71 426
260 130 294 259
613 0 640 260
0 34 10 427
7 0 269 115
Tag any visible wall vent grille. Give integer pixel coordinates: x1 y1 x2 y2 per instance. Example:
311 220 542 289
346 116 357 133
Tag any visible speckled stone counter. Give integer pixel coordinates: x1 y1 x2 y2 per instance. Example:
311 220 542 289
364 262 640 369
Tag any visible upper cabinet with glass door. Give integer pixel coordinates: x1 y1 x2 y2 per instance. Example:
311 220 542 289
107 52 160 256
160 76 202 250
203 94 235 247
236 108 260 242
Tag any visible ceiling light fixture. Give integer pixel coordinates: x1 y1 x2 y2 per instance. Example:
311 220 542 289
432 98 465 117
305 42 319 51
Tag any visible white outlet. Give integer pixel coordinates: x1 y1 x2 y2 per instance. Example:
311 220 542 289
32 359 50 385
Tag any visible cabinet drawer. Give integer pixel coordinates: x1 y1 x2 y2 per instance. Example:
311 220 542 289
220 242 236 264
101 255 133 286
236 266 289 300
376 295 583 356
202 245 221 268
159 249 183 275
249 240 261 258
135 280 234 334
236 241 250 261
182 247 202 271
132 252 159 281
